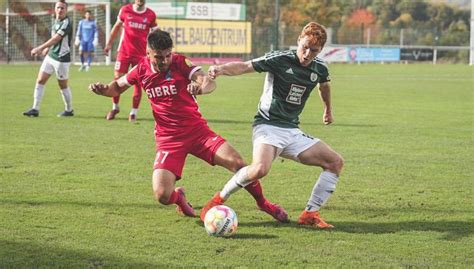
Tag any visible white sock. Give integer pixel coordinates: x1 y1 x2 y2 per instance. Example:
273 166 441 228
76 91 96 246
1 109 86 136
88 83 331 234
220 166 253 200
305 171 339 212
32 83 45 110
60 87 73 112
112 103 119 110
130 108 138 115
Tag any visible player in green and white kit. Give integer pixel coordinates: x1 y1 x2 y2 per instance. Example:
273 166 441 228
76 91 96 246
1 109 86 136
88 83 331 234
23 0 74 117
200 22 344 228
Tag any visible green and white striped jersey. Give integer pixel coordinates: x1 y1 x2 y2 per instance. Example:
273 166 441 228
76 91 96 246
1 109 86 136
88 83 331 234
48 16 72 62
251 50 330 128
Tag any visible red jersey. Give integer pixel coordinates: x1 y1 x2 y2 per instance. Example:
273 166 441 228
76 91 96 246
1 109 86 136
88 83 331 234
118 54 206 135
117 4 157 58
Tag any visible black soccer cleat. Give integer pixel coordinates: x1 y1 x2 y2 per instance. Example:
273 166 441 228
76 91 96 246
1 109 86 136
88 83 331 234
57 110 74 117
23 108 39 117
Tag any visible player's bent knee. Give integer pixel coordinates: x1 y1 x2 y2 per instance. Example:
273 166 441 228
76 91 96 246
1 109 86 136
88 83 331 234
329 155 344 176
248 163 270 180
154 189 170 205
231 157 247 172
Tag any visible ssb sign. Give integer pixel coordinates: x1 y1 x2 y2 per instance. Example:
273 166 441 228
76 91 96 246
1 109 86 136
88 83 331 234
157 19 252 54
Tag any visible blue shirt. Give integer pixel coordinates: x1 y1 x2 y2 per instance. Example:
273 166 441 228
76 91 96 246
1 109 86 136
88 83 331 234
76 19 97 42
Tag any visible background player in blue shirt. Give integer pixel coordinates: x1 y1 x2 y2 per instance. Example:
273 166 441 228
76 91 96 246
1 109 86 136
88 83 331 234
75 10 98 71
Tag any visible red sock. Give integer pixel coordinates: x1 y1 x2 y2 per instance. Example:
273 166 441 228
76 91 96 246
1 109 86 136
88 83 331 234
245 180 266 205
132 85 142 109
112 76 121 106
164 190 179 205
112 95 120 106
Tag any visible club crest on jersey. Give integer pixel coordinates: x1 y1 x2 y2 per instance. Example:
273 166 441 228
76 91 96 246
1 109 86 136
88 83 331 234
143 17 148 23
185 59 194 67
310 73 318 82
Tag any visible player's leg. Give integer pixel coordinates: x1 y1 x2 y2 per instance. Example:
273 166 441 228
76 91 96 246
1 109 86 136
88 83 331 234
23 59 53 117
201 142 289 222
152 135 195 217
152 169 195 217
84 52 90 71
85 43 93 71
55 61 74 117
57 79 73 117
84 41 93 71
79 43 85 71
106 58 127 120
218 143 277 200
79 52 85 71
293 139 344 228
129 58 142 122
129 84 141 122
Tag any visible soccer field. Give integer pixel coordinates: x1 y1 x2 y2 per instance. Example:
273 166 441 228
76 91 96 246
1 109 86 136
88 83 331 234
0 63 472 267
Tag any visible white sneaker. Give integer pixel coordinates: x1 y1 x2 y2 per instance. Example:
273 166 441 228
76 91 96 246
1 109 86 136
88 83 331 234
78 65 85 71
85 66 90 72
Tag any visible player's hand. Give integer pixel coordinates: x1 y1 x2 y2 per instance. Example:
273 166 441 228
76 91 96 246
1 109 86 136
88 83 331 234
208 65 221 80
187 83 202 95
89 82 108 95
31 47 40 56
104 44 111 56
74 37 80 47
323 110 333 125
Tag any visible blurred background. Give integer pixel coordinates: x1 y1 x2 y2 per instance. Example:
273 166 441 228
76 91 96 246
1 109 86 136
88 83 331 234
0 0 472 64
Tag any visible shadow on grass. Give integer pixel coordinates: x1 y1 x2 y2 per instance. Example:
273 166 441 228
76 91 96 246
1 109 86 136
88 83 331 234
0 240 162 268
0 198 157 209
334 220 474 241
192 220 278 240
240 220 473 241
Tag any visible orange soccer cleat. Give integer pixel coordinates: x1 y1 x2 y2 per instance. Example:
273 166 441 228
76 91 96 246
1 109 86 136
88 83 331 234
200 192 224 222
297 210 334 229
175 187 196 217
257 200 290 223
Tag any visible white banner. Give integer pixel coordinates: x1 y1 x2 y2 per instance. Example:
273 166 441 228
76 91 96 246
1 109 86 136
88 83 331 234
186 2 242 21
148 3 185 17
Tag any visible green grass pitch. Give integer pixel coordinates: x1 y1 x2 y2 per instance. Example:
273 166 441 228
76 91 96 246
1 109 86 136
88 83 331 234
0 63 472 268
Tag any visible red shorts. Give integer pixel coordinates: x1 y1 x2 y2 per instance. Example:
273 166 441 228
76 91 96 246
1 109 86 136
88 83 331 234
114 54 141 74
153 124 226 179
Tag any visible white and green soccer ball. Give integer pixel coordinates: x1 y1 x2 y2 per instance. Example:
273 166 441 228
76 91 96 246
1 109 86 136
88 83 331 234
204 205 238 237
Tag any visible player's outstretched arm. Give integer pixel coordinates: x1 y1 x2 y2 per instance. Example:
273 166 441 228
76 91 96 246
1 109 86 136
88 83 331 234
31 34 62 56
208 61 255 80
89 80 129 97
104 21 122 56
188 70 216 95
318 82 333 125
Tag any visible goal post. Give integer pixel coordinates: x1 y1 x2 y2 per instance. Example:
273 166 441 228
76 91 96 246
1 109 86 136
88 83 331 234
1 0 111 65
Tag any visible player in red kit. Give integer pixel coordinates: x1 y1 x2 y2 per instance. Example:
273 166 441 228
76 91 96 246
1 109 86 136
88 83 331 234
103 0 157 122
89 30 289 222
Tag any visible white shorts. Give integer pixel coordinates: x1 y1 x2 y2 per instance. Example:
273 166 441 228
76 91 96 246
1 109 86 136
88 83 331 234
40 55 70 80
252 124 320 162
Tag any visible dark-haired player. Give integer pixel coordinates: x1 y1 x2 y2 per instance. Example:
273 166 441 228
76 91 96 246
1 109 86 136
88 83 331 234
89 30 288 221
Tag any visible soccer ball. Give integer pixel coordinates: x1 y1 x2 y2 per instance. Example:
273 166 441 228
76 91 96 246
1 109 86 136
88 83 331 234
204 205 238 237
